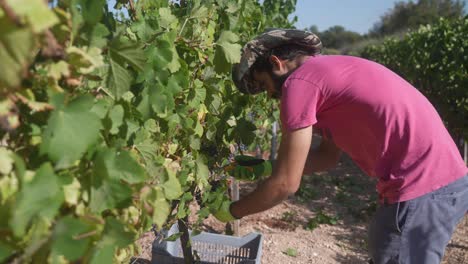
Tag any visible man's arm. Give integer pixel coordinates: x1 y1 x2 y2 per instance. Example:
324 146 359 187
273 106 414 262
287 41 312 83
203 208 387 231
303 137 341 175
230 126 312 219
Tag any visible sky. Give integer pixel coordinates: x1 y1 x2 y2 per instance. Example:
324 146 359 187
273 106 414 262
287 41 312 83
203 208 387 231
292 0 412 34
293 0 468 34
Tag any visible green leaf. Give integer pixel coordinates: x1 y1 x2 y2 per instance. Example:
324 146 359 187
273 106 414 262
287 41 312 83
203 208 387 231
95 148 147 184
147 40 173 70
90 148 145 213
79 0 106 26
0 15 37 91
214 31 241 73
90 217 134 264
149 85 169 116
159 8 178 29
11 163 64 237
89 23 110 49
194 120 203 137
131 19 156 42
109 38 146 72
109 104 124 135
90 244 114 264
41 95 102 169
90 177 132 213
165 232 183 242
283 247 297 257
103 37 145 98
90 98 112 119
162 169 182 200
167 72 187 95
150 188 170 230
0 241 14 263
196 157 209 189
106 58 132 98
67 46 104 74
234 118 257 145
51 216 93 261
7 0 59 33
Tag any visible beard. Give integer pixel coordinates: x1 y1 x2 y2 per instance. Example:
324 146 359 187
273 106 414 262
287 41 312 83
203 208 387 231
269 70 294 100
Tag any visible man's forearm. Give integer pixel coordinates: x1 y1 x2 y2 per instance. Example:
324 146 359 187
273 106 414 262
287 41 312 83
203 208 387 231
230 174 291 219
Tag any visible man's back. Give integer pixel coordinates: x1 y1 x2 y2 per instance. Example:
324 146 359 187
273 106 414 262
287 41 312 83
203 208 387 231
280 55 467 202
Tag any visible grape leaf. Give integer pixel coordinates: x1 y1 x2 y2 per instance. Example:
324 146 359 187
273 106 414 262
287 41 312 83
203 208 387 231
214 31 241 73
90 176 132 213
41 95 102 169
51 216 93 261
0 241 14 263
147 40 173 70
67 46 104 74
159 8 178 29
109 38 146 72
7 0 59 33
79 0 106 26
162 169 183 200
150 188 170 230
11 163 64 237
106 58 132 99
105 38 145 98
109 104 124 135
0 15 36 91
196 157 209 189
90 217 134 264
95 148 147 184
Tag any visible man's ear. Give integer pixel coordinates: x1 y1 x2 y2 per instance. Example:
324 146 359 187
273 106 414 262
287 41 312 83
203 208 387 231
269 55 284 74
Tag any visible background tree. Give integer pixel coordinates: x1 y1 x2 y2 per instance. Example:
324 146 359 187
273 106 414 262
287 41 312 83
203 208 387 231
369 0 465 37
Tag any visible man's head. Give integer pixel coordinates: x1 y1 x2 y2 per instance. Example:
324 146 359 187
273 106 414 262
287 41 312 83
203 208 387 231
232 29 322 98
250 44 315 99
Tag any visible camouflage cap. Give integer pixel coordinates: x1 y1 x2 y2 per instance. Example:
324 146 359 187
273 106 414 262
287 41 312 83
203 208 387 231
232 28 322 94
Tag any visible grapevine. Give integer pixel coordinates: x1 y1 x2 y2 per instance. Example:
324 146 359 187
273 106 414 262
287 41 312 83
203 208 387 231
0 0 296 263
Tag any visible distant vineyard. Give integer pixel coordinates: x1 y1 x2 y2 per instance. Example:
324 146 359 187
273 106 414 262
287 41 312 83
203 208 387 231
362 17 468 141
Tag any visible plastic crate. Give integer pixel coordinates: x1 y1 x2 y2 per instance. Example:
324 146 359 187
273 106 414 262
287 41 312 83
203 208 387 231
152 224 263 264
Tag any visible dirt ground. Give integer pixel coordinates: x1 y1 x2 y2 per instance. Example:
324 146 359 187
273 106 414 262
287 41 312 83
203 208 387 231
135 156 468 264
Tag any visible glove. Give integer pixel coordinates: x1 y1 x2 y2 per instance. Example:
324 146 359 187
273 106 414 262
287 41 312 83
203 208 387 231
224 155 273 181
213 200 237 223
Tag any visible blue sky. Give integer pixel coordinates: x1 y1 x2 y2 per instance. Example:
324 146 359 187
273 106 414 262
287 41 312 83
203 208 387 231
293 0 468 34
292 0 411 34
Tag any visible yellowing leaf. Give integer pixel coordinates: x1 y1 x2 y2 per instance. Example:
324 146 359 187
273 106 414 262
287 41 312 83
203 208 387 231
162 169 182 200
0 15 37 91
7 0 59 33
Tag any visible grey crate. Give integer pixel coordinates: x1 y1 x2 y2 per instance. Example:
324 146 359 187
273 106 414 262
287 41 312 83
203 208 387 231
152 224 263 264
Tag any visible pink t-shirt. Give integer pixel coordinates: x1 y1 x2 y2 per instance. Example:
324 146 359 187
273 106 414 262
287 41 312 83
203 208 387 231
280 55 467 203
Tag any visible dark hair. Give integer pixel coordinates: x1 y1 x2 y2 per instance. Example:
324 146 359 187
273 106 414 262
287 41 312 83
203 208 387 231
251 44 313 74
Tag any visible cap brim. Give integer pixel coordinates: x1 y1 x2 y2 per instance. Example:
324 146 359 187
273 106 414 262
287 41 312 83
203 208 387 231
232 64 264 95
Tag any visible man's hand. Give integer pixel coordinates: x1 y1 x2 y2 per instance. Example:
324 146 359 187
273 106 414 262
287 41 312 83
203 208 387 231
230 126 313 219
224 155 273 181
212 200 237 223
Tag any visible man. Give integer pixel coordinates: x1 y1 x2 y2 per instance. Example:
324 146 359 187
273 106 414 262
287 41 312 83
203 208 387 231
215 29 468 264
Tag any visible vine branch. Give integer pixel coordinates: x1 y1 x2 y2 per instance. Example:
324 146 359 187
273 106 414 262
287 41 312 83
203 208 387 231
0 0 22 26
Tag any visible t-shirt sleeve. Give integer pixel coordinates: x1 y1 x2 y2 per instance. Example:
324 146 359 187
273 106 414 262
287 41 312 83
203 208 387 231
280 77 323 131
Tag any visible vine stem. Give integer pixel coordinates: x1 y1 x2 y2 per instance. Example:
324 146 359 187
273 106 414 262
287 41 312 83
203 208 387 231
178 218 194 264
73 230 98 240
0 0 22 26
128 0 137 20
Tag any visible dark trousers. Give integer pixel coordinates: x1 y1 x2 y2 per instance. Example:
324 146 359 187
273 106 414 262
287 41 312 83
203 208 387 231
368 175 468 264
